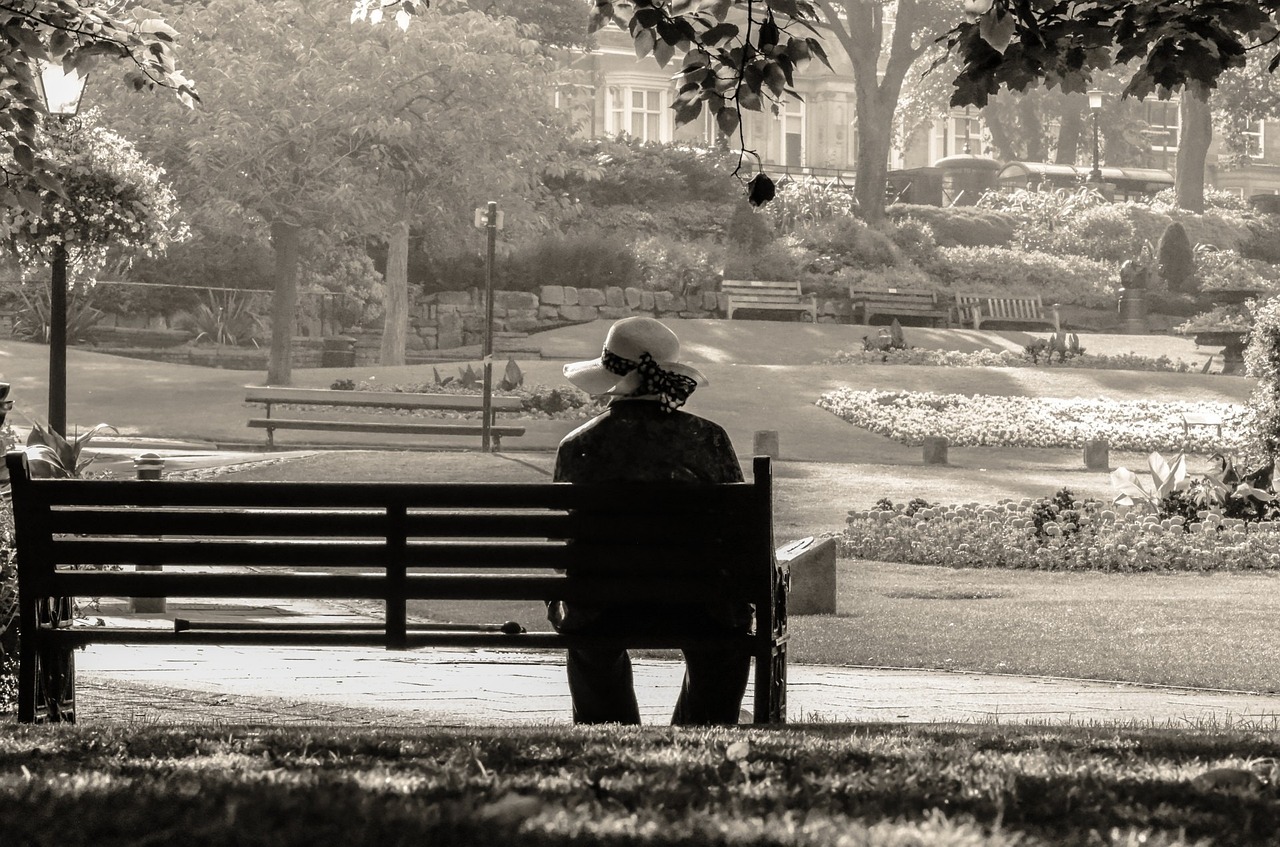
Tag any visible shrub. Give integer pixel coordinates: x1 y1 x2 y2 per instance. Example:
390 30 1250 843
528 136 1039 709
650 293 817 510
926 246 1116 309
792 217 899 273
886 216 938 264
725 203 775 249
886 204 1015 247
1243 296 1280 461
497 233 640 293
1157 222 1197 293
1045 203 1141 263
632 236 725 293
1240 213 1280 264
765 178 858 230
722 238 804 281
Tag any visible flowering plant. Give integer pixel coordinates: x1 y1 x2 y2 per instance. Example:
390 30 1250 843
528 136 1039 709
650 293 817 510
817 388 1245 453
0 112 187 284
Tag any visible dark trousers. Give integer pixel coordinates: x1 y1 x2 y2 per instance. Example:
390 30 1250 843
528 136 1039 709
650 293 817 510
565 645 751 726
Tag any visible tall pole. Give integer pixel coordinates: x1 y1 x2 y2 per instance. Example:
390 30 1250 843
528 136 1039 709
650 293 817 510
481 201 497 453
1089 109 1102 184
48 240 68 436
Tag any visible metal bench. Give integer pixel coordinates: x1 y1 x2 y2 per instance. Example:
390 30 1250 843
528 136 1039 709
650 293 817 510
6 451 789 726
722 280 818 322
954 293 1060 331
848 286 949 327
245 386 526 449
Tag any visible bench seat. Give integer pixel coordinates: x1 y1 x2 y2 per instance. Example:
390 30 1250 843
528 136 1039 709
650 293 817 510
722 280 817 322
6 451 789 726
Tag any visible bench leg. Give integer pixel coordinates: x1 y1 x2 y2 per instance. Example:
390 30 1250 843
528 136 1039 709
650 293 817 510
753 644 787 724
20 597 76 724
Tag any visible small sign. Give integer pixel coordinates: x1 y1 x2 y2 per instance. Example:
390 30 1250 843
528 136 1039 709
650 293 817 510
473 208 504 230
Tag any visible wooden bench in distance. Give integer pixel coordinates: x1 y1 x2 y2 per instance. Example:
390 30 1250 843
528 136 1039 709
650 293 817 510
722 280 818 322
954 293 1060 332
5 451 788 726
1181 411 1224 442
244 386 526 449
848 286 949 327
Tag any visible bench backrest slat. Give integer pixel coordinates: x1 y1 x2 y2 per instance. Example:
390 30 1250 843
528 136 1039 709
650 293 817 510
244 387 524 412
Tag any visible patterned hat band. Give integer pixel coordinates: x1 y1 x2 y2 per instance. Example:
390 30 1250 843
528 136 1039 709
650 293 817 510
601 348 697 413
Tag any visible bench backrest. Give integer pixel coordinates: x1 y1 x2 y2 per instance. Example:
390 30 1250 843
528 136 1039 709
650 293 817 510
954 293 1045 321
722 280 806 302
5 452 777 646
245 386 525 412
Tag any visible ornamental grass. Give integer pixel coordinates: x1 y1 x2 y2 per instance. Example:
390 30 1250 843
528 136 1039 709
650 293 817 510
842 496 1280 572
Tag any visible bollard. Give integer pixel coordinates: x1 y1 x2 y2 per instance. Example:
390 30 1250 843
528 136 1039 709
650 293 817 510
922 436 948 465
753 430 780 459
1083 438 1110 471
130 453 167 614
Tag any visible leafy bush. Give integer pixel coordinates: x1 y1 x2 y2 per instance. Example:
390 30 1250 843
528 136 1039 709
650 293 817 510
7 278 105 344
721 238 803 282
926 246 1116 309
1044 203 1141 263
632 236 724 293
885 204 1015 247
500 233 641 293
792 217 899 274
764 178 858 230
1243 296 1280 462
1240 213 1280 264
1157 222 1197 293
886 217 938 264
179 289 266 347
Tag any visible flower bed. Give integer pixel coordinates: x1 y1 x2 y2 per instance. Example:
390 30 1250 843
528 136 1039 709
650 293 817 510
825 348 1195 372
816 389 1245 452
842 496 1280 572
329 380 601 421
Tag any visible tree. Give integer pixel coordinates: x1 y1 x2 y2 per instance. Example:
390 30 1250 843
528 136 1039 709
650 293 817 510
804 1 954 223
108 0 401 385
942 1 1280 211
0 1 196 216
1215 47 1280 164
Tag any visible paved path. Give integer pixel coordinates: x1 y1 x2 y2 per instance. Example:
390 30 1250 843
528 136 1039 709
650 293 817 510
65 601 1280 729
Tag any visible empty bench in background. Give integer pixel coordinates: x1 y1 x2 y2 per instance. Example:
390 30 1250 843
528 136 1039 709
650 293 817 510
953 293 1061 332
847 286 950 327
722 280 818 322
6 451 789 725
244 386 527 449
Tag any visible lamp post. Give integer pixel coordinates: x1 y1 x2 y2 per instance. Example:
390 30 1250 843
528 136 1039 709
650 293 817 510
1087 88 1104 185
32 60 88 437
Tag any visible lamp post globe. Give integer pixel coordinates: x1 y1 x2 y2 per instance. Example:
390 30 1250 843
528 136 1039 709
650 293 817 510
33 60 88 437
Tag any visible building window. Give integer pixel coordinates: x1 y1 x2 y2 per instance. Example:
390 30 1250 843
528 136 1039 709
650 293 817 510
607 86 669 142
930 111 984 161
780 99 804 168
1242 119 1265 159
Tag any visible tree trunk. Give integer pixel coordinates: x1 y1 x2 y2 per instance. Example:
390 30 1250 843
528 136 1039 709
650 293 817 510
854 91 894 224
1017 96 1044 162
380 217 410 366
1055 101 1085 166
267 220 302 386
983 108 1019 163
1176 82 1212 212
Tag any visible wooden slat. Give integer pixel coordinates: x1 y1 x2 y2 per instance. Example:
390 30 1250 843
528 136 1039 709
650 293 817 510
247 419 526 438
244 386 524 412
33 478 758 511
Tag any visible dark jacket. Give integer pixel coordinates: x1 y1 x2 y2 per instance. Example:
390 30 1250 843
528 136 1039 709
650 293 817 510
548 399 749 632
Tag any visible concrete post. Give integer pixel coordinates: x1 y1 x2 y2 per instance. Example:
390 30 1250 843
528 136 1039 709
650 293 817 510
753 430 780 459
922 436 949 465
1083 439 1110 470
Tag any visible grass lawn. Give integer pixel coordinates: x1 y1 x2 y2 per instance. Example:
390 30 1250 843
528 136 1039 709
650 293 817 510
3 721 1279 846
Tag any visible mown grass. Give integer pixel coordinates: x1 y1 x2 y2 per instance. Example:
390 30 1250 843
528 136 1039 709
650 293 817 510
3 721 1278 846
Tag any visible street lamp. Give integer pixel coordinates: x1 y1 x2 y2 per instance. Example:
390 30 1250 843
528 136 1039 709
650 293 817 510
1087 88 1104 185
32 59 88 437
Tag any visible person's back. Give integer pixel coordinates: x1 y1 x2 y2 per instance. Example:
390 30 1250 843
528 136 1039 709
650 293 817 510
550 317 751 726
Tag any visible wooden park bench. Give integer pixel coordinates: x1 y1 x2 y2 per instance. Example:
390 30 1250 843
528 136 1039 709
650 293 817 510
1181 411 1224 443
245 386 526 449
722 280 818 322
953 293 1060 332
848 286 950 327
5 451 789 725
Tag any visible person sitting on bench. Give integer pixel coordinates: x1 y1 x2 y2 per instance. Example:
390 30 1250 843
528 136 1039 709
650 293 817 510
551 316 752 726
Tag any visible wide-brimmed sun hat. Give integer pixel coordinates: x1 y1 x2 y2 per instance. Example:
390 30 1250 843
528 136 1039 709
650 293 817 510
563 317 707 411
